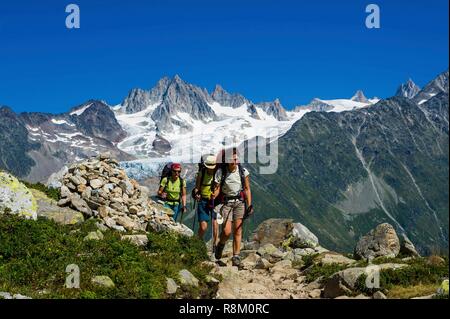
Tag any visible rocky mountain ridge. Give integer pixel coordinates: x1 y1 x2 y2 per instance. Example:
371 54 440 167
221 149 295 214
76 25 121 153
247 70 449 254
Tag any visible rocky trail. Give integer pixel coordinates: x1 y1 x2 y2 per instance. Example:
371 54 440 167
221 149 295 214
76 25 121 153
204 220 427 299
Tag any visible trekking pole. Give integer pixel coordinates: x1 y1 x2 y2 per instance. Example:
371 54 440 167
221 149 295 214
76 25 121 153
191 200 197 233
236 203 252 232
180 204 185 224
211 198 216 254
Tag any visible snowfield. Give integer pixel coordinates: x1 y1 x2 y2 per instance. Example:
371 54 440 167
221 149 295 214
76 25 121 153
112 96 377 180
114 100 307 166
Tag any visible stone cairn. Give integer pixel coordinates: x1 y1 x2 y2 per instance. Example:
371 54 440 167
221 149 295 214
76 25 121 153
57 153 193 237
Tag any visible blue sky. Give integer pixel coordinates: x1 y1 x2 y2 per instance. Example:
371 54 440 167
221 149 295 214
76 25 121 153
0 0 448 113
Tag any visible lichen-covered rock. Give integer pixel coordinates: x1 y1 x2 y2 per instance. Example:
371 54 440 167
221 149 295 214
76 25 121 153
257 243 286 263
294 248 316 257
0 171 37 220
121 234 148 247
39 210 84 225
178 269 199 288
166 278 179 294
354 223 400 260
84 230 104 241
257 243 280 256
31 188 84 225
91 276 115 288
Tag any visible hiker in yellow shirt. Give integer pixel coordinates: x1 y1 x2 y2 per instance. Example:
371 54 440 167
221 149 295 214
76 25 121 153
158 163 187 222
192 155 218 243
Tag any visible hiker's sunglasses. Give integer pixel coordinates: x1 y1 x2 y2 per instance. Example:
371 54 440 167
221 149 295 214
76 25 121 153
173 170 181 174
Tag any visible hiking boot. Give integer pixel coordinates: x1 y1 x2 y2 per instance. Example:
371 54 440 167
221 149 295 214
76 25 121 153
215 242 225 260
231 255 241 267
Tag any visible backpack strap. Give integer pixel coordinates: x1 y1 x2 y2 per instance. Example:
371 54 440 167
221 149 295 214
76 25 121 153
179 177 184 204
200 167 206 185
161 177 168 194
238 164 246 191
220 165 227 190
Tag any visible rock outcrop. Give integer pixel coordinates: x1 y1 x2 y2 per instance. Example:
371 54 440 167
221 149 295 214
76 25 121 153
291 223 319 248
251 218 320 250
31 188 84 225
56 153 193 237
0 171 37 220
354 223 400 260
322 263 408 298
399 233 420 257
252 218 294 247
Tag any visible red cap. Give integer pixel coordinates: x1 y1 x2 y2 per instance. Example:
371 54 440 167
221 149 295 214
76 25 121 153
171 163 181 171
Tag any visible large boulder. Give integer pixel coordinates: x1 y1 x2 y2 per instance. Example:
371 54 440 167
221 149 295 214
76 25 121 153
291 222 319 248
322 267 366 298
0 171 37 220
252 218 294 248
323 263 408 298
399 233 420 257
31 189 84 225
354 223 400 260
252 219 320 250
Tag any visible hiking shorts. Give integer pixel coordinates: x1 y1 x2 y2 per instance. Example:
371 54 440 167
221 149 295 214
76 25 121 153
217 199 245 223
197 199 216 223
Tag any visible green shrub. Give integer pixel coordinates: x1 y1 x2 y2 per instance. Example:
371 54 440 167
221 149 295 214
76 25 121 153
355 257 449 295
0 215 213 299
433 293 449 299
302 253 319 269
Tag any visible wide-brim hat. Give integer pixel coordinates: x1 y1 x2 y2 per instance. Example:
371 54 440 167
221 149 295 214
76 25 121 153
204 155 216 169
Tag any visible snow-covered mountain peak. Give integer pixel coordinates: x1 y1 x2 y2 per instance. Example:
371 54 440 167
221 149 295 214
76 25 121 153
351 90 369 103
294 94 378 113
414 70 449 105
255 99 289 121
68 100 108 117
211 84 250 109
